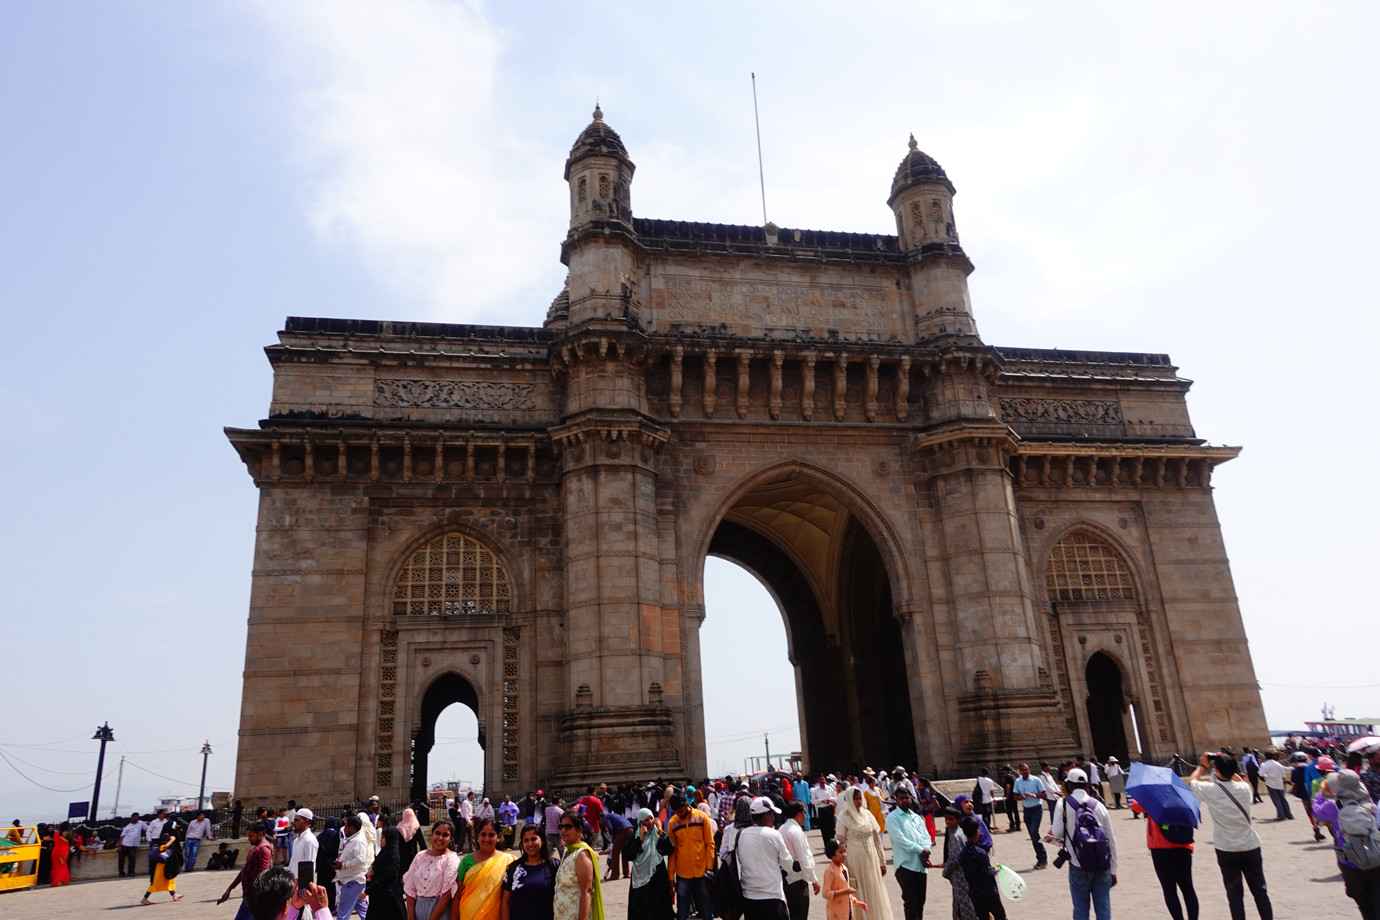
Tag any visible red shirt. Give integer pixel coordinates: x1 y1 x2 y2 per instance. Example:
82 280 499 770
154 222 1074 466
577 796 605 828
230 840 274 896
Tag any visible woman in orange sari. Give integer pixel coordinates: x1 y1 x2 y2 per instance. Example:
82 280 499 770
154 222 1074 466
454 819 517 920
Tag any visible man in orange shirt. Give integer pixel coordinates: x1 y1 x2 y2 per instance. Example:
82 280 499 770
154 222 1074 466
667 793 716 920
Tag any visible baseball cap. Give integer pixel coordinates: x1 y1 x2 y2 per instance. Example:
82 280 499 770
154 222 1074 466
749 796 781 815
295 808 314 822
1065 768 1088 784
369 795 380 802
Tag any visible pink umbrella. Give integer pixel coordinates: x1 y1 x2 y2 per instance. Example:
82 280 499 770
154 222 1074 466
1346 736 1380 754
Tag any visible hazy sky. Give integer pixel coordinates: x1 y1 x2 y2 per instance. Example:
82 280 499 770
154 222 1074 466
3 1 1377 821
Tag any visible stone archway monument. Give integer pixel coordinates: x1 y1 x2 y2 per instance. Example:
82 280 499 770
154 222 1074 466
227 108 1268 804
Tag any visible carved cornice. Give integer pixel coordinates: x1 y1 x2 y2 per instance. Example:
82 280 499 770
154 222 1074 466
1010 443 1239 491
225 426 555 486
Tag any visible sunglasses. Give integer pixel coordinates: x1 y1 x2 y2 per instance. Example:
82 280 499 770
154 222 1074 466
559 823 578 830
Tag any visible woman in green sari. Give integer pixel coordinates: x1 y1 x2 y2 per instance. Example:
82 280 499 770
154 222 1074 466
454 819 517 920
553 809 603 920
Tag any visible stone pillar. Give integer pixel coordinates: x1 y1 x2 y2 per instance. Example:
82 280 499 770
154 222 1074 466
914 350 1073 769
549 335 680 789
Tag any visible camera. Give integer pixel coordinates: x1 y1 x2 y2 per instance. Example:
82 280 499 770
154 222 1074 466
1053 848 1069 869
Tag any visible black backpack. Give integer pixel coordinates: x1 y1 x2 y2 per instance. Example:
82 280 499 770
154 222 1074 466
714 828 744 920
1159 823 1195 845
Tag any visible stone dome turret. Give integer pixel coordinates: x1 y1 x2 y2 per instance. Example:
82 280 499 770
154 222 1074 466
888 134 954 204
564 104 630 179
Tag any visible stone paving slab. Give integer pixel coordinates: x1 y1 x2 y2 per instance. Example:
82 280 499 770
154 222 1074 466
0 800 1360 918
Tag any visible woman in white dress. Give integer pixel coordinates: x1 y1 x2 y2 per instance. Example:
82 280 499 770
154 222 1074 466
836 785 893 920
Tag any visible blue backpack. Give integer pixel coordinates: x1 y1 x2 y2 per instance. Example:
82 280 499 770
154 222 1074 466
1065 799 1112 872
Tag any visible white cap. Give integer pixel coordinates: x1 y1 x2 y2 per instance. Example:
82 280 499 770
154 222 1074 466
295 808 314 822
369 795 380 802
749 796 781 815
1065 768 1088 785
826 774 837 781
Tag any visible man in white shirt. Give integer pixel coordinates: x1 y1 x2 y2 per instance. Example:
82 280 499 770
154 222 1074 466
734 797 798 919
146 809 169 845
1039 762 1062 821
184 810 214 871
1258 752 1293 821
290 808 319 872
811 776 837 843
334 814 370 920
118 812 148 877
1189 751 1274 920
459 792 475 852
1047 767 1118 920
780 802 819 920
974 768 999 827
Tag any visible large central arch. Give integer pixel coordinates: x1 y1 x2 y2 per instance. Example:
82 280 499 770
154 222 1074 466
697 466 920 773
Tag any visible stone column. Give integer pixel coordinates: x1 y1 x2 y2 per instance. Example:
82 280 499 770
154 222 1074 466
914 349 1073 769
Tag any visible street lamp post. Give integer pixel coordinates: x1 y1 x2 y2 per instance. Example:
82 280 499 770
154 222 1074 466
89 723 114 822
198 741 213 812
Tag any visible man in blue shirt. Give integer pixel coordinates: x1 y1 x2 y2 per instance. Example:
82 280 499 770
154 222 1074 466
1012 762 1049 869
888 785 934 920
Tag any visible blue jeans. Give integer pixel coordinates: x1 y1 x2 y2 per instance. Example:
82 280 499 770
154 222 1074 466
1069 866 1113 920
184 838 201 870
338 880 368 919
1022 806 1047 865
676 876 713 920
234 898 253 920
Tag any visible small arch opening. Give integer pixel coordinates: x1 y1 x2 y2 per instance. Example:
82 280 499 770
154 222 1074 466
1085 652 1129 763
412 673 484 803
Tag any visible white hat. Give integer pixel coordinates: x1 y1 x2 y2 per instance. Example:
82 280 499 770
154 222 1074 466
1106 756 1119 763
1065 768 1088 785
826 774 837 782
369 795 380 802
749 796 781 815
295 808 314 822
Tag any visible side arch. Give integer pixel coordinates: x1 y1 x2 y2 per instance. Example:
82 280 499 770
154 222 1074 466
1033 521 1165 759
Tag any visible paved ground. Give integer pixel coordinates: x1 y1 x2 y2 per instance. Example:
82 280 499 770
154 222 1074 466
1 798 1361 918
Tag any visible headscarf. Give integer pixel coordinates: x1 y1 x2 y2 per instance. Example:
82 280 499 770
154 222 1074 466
319 817 341 864
836 785 881 838
365 827 406 916
397 808 421 843
629 808 666 889
732 796 753 830
950 795 993 849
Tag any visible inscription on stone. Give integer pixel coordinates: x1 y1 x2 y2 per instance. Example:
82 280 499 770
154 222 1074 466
655 275 896 339
375 380 537 410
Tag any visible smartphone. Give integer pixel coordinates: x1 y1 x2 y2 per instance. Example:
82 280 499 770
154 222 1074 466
297 860 314 894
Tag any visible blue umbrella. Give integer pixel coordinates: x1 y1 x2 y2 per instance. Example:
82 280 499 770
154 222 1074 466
1125 762 1200 828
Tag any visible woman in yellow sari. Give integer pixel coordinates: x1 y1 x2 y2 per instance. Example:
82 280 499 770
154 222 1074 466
453 819 517 920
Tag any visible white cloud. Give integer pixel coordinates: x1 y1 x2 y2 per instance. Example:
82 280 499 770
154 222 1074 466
243 0 564 323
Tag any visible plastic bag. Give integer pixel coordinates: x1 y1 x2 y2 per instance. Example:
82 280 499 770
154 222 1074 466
995 864 1027 901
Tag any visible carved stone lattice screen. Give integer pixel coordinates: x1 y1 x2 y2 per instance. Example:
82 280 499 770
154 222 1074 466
393 534 512 617
377 630 398 788
1046 533 1134 601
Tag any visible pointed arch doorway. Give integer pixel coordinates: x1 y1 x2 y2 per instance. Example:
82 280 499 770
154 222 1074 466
702 474 917 774
412 672 484 803
1085 652 1129 764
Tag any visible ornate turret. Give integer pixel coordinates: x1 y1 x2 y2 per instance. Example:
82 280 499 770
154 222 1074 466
559 106 641 331
565 104 635 229
888 135 978 341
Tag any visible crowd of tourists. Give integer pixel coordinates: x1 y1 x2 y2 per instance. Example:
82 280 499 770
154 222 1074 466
9 740 1380 920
